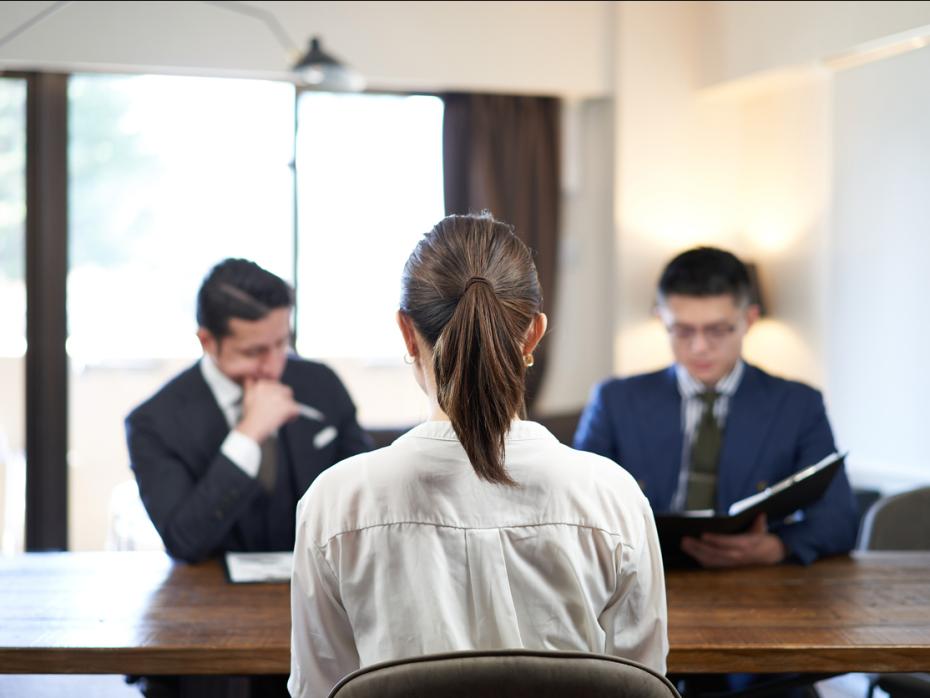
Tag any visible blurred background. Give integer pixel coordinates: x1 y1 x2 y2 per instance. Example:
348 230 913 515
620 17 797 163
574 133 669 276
0 0 928 552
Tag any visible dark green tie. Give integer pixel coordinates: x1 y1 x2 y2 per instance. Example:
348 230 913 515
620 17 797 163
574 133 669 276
233 397 277 494
257 435 278 494
686 391 721 511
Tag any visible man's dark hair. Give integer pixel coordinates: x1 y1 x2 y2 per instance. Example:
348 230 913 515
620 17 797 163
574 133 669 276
657 246 752 307
196 258 294 338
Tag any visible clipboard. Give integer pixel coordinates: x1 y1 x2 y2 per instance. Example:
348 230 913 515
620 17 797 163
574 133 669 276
655 452 846 568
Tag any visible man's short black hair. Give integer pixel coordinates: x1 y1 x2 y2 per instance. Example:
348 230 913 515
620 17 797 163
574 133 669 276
658 246 752 306
196 258 294 339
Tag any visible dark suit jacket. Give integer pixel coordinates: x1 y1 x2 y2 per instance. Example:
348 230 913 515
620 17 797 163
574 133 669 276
573 363 858 565
125 357 372 562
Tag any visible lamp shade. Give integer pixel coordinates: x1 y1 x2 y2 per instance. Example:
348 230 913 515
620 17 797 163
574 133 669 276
293 37 365 92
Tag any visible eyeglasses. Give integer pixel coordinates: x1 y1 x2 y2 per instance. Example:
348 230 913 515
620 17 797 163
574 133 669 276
666 322 738 346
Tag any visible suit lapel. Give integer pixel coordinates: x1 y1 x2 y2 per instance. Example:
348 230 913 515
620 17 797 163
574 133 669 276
279 361 330 495
173 364 231 476
641 367 684 509
717 364 777 506
281 416 320 494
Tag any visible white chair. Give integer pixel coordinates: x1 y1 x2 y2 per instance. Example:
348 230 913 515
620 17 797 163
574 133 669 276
105 479 165 552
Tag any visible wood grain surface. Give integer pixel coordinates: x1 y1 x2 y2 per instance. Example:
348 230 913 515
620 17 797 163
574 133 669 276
0 552 289 674
666 551 930 672
2 551 929 674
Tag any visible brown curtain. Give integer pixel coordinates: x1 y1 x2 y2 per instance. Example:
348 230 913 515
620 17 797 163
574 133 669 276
442 93 561 413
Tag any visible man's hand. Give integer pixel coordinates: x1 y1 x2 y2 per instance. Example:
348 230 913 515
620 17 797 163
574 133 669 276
680 514 787 568
236 378 301 443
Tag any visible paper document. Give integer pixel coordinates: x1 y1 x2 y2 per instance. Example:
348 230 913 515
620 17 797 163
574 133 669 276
224 551 293 584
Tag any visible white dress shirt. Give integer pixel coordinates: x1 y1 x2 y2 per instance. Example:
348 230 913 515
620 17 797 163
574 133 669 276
670 360 744 511
289 420 668 698
199 354 261 478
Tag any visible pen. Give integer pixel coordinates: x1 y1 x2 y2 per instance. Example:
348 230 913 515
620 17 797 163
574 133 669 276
297 403 325 421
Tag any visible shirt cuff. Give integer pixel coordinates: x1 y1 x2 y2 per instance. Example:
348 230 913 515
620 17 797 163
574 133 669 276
221 430 262 478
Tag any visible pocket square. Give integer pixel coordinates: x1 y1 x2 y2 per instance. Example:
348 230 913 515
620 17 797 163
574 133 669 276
314 426 338 449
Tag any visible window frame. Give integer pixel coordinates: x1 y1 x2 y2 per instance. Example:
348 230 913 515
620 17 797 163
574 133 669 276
17 72 442 549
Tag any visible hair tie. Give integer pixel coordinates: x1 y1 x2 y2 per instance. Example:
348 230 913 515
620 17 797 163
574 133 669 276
463 276 492 293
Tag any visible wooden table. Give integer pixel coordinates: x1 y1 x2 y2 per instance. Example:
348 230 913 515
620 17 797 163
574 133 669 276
1 551 929 674
667 551 930 673
0 552 287 674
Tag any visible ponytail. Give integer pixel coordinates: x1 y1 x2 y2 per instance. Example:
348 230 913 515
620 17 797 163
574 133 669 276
400 213 543 485
433 278 524 485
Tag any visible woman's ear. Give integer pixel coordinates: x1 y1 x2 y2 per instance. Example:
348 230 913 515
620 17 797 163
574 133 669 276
396 310 419 358
523 313 548 355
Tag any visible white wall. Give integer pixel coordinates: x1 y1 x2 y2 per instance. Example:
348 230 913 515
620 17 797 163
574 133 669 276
701 0 930 86
614 0 930 494
828 47 930 493
0 359 25 552
613 0 711 376
697 1 930 492
612 2 832 387
536 98 616 413
0 1 613 97
730 75 833 388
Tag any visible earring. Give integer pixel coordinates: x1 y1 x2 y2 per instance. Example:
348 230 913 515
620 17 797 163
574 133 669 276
524 354 535 368
404 352 416 365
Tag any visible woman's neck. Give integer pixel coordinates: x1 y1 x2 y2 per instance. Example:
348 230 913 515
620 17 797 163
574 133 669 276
426 393 450 421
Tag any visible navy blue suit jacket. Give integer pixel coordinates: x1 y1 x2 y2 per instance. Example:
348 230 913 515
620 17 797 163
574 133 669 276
573 363 857 565
125 357 372 563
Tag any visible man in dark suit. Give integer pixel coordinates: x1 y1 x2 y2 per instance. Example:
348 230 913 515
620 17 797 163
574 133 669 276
574 247 858 568
125 258 372 697
127 258 372 564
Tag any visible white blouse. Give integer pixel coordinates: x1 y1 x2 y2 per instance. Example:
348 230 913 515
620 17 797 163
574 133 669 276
289 420 668 698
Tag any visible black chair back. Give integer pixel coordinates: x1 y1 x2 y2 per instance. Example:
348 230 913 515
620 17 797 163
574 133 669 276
329 649 680 698
858 486 930 551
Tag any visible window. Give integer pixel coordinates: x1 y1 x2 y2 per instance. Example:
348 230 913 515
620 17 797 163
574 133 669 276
294 93 444 426
0 77 26 553
24 75 444 549
68 75 295 362
67 75 294 550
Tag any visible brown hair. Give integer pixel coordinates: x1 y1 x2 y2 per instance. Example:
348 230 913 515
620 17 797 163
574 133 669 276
400 212 543 485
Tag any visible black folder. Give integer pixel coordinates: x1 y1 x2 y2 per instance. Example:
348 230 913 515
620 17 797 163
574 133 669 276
655 452 846 568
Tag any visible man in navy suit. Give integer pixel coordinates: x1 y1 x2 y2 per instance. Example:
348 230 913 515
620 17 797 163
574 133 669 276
126 258 372 564
574 247 857 568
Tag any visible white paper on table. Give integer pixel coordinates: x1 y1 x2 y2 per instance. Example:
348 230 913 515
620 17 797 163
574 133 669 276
224 551 293 584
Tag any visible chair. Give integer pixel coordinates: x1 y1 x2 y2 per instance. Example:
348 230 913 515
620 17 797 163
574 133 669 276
532 410 583 447
858 487 930 698
105 479 165 552
852 487 882 543
328 649 680 698
365 426 412 450
857 486 930 551
364 411 584 452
